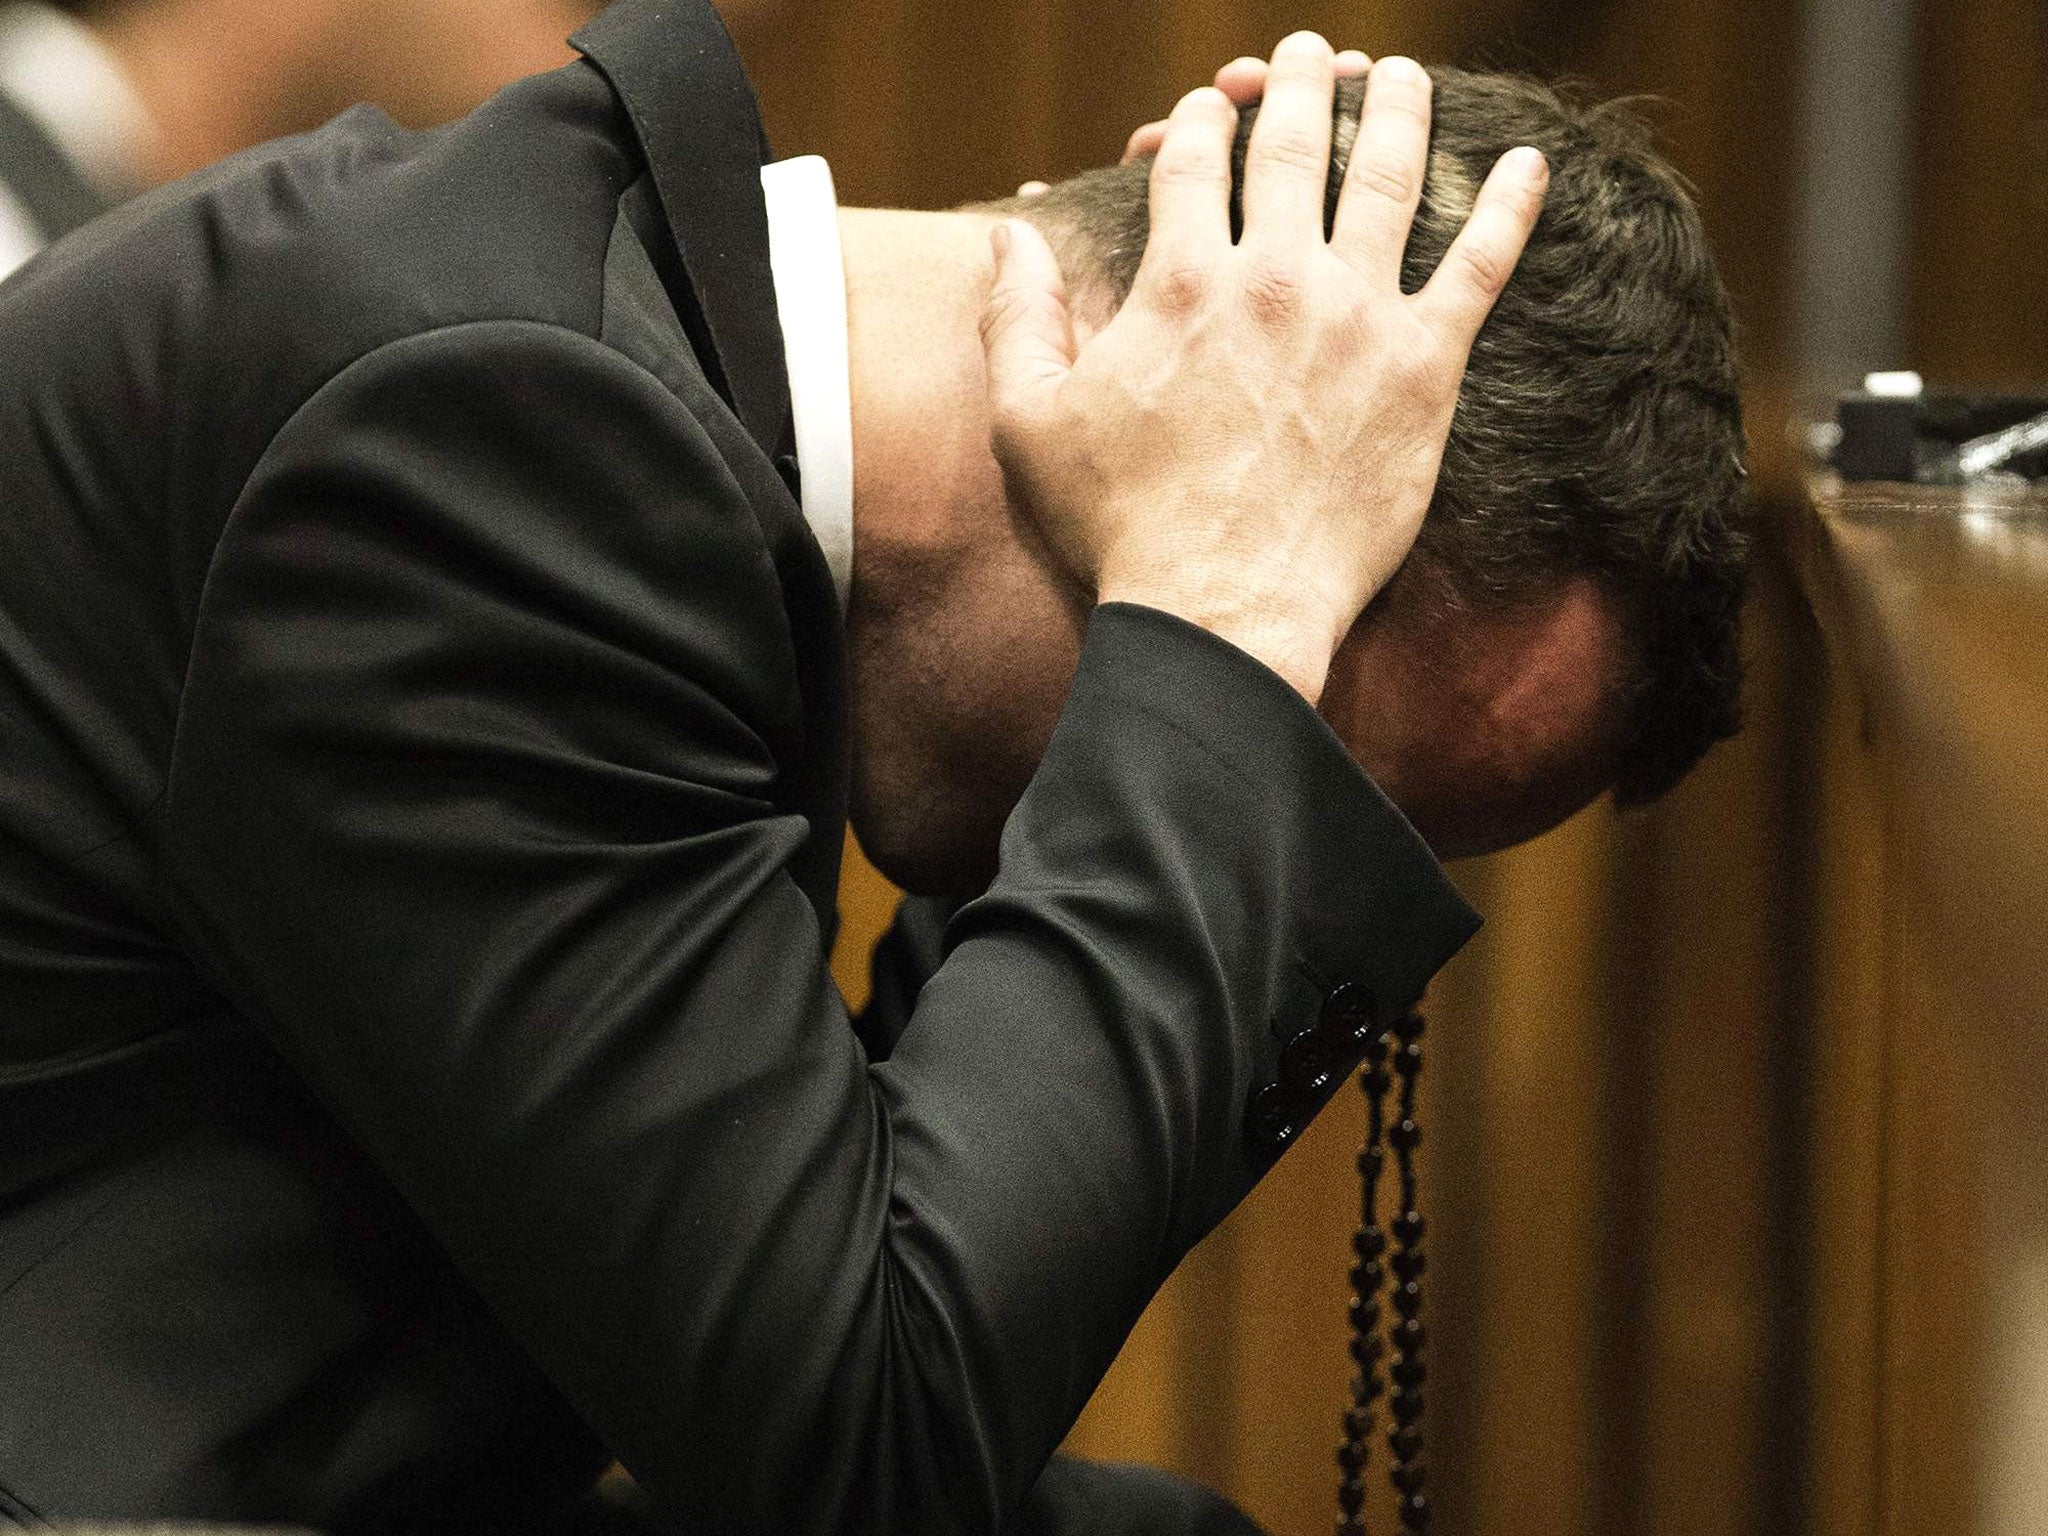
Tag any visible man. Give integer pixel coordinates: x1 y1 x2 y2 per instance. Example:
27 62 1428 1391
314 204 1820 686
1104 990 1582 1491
0 2 1742 1532
0 0 601 279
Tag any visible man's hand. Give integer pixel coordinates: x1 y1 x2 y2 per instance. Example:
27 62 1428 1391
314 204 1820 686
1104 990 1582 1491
978 34 1548 704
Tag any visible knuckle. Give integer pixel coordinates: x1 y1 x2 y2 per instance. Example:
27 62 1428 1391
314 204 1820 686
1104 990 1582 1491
1252 127 1331 181
1392 339 1444 391
1451 239 1512 298
1239 254 1307 326
1152 145 1222 189
1349 155 1420 207
1326 296 1377 353
979 286 1032 344
1145 257 1213 315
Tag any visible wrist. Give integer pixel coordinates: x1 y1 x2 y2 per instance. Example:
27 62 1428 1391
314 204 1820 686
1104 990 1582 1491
1094 578 1342 704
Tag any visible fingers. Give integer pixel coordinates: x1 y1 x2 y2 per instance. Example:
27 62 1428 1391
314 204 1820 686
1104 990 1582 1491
1016 180 1050 197
1415 146 1549 345
1240 32 1338 243
981 219 1077 431
1123 59 1263 165
1119 49 1369 165
1212 55 1268 104
1328 57 1434 278
1142 86 1238 262
1122 121 1165 164
1218 48 1365 103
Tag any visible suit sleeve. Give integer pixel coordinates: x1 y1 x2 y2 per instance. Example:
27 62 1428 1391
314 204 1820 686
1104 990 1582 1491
160 320 1480 1535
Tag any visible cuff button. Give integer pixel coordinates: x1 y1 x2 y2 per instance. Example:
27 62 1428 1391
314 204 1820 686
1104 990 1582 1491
1279 1026 1341 1092
1321 980 1379 1044
1245 1083 1306 1149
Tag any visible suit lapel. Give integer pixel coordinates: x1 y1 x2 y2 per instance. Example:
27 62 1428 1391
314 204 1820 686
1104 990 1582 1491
571 0 793 462
598 178 849 944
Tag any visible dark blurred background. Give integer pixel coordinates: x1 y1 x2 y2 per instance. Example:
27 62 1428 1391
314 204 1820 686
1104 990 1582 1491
5 1 2042 1532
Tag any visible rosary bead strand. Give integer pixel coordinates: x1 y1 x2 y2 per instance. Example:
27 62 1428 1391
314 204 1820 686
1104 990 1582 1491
1386 1012 1429 1532
1335 1026 1392 1536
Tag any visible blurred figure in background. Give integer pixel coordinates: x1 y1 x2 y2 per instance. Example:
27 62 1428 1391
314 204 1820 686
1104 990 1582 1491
0 0 600 279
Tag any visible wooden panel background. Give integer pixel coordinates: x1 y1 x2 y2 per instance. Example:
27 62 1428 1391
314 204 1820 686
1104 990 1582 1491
720 0 2043 1531
1906 0 2048 385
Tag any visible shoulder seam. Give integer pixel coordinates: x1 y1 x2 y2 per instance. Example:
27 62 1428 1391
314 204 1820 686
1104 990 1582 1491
153 318 770 867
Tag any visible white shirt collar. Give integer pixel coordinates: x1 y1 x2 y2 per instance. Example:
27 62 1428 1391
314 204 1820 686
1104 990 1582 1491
0 177 38 281
758 154 853 616
0 2 152 196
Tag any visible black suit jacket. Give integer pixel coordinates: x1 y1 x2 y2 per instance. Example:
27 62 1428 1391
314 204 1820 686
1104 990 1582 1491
0 2 1479 1530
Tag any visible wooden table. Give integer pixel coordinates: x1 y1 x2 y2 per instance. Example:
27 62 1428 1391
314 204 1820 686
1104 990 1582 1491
1790 473 2048 1536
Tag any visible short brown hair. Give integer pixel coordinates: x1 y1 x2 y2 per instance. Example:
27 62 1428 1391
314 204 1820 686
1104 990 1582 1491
1004 71 1749 805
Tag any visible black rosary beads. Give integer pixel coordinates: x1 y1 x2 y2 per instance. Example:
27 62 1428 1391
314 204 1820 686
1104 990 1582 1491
1336 1010 1429 1535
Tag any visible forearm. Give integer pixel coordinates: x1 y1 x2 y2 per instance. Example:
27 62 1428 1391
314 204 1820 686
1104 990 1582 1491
636 606 1474 1531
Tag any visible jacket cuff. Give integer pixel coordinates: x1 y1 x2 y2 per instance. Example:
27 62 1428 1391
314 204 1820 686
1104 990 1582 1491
1074 602 1482 1150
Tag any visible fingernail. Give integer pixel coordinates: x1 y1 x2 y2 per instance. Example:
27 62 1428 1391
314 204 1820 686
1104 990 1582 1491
991 221 1012 260
1510 145 1549 185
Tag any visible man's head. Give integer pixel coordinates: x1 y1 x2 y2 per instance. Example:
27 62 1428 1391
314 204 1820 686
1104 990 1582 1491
1014 70 1749 810
840 68 1747 892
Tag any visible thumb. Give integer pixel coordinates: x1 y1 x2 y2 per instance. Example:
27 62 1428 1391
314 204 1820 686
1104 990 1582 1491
980 218 1075 429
